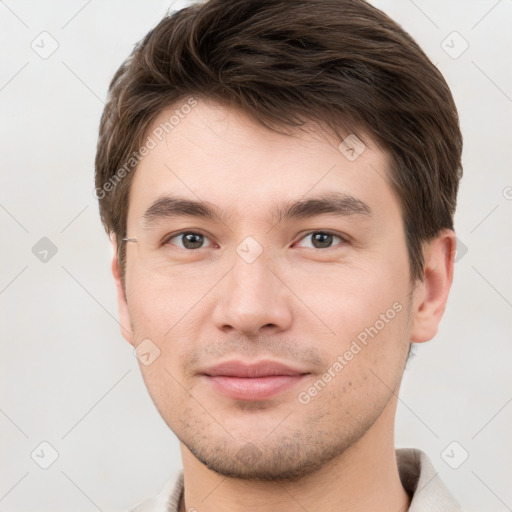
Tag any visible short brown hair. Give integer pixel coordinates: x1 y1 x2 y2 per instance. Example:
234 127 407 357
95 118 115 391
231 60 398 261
95 0 463 284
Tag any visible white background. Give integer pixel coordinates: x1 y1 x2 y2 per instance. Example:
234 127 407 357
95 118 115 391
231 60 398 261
1 0 511 510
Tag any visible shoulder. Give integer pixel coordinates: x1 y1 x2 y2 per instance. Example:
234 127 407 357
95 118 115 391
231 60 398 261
396 448 463 511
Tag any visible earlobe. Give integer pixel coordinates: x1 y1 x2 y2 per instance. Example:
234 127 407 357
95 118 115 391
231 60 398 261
111 238 135 346
410 229 456 344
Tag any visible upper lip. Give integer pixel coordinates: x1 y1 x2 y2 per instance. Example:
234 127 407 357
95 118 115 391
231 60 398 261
201 360 309 378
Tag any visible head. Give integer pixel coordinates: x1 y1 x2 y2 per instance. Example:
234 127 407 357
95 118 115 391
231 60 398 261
95 0 462 481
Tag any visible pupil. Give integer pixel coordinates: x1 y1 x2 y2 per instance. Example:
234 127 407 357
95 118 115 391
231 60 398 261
180 233 333 249
183 233 203 249
313 232 332 248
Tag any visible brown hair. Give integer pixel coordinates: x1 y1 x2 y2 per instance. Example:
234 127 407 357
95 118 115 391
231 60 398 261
95 0 463 284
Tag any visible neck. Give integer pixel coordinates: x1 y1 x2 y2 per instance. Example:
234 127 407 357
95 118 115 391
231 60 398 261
178 402 410 512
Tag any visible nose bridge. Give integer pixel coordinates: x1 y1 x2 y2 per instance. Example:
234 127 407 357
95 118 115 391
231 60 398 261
231 248 270 298
212 242 292 336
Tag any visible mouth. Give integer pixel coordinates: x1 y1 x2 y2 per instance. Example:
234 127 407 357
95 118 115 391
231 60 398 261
200 360 311 401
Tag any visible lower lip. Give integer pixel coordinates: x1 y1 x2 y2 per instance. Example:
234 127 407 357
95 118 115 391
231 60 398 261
205 375 307 400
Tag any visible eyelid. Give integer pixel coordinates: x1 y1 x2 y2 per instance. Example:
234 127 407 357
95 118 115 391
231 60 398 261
162 230 215 248
161 229 349 250
294 230 348 249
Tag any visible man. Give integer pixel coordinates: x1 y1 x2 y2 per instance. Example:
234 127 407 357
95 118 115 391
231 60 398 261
94 0 463 510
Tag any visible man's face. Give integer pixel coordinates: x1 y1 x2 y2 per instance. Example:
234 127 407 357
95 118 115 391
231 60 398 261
118 99 417 480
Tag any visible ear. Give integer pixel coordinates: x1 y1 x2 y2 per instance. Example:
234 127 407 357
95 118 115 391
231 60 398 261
410 229 456 343
111 236 135 346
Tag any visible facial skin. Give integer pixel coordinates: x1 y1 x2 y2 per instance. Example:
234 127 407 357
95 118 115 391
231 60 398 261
112 98 455 511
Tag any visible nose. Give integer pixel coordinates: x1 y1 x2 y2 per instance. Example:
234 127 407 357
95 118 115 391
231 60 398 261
212 251 293 337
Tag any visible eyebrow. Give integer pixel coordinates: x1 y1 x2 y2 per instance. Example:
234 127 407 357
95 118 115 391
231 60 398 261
141 192 372 230
273 192 372 222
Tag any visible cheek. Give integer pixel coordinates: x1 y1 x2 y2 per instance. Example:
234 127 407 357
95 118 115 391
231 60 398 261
136 358 191 435
125 267 208 384
295 296 409 421
293 258 407 334
293 257 411 377
125 262 206 337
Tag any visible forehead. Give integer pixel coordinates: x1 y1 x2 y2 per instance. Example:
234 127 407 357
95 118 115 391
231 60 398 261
127 99 398 229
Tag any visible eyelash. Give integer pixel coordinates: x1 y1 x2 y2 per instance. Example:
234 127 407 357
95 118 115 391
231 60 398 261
162 230 348 250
